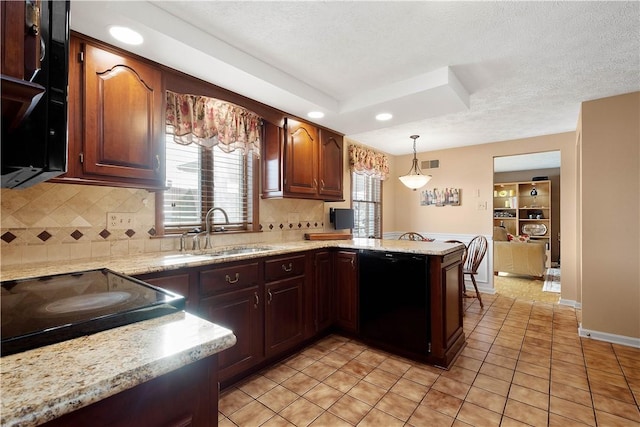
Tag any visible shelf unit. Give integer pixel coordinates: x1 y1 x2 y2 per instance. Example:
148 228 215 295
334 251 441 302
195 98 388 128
494 180 551 267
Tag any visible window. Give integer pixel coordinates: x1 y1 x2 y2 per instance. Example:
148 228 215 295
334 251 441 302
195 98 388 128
351 172 382 238
162 134 256 233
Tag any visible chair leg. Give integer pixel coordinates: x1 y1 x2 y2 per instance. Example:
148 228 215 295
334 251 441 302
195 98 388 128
470 274 484 308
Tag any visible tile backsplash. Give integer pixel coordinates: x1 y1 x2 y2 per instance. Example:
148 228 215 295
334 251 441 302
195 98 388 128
1 183 326 267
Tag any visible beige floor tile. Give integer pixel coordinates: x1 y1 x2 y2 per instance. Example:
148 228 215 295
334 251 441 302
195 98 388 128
484 353 518 370
389 377 429 403
324 370 360 393
457 401 502 426
408 404 455 427
228 400 276 426
508 384 549 411
261 414 296 427
284 353 316 370
588 377 636 404
279 397 324 426
258 385 299 412
551 369 590 391
218 387 254 417
377 357 412 375
465 386 506 414
516 359 549 379
304 383 344 410
548 412 593 426
421 389 463 417
550 381 593 407
500 416 531 426
328 394 372 425
549 395 596 426
504 399 548 427
453 355 483 372
354 348 388 367
473 373 511 397
281 372 320 395
302 361 337 381
489 344 520 360
479 362 514 382
441 365 478 385
319 351 352 369
403 365 441 387
347 380 387 406
238 374 278 398
362 367 400 389
432 375 472 400
595 410 640 427
262 363 298 384
358 407 404 426
340 359 376 379
374 391 419 422
592 393 640 422
512 370 550 394
309 411 352 427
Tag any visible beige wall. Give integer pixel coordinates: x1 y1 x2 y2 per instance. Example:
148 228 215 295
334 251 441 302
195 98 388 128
580 92 640 339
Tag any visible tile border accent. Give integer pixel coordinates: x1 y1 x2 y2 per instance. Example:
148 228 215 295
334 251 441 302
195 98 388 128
578 323 640 348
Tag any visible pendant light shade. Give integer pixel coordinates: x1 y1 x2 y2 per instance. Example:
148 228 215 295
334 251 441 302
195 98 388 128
399 135 431 190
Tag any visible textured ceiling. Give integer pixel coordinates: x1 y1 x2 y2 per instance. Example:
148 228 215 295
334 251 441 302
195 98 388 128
70 1 640 164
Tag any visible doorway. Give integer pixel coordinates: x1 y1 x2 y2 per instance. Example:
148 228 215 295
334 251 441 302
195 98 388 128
493 151 561 302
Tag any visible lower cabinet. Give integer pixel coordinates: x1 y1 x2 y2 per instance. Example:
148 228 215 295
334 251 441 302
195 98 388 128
200 286 263 382
334 250 358 333
135 271 196 312
314 250 334 333
41 355 218 427
264 276 304 358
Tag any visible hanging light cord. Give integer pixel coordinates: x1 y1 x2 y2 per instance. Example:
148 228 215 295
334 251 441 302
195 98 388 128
408 135 422 175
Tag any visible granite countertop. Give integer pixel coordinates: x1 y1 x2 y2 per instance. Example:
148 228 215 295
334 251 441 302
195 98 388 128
0 312 236 427
0 238 464 282
0 238 462 426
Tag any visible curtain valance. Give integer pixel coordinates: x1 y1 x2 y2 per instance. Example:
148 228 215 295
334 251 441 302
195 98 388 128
165 90 262 157
348 144 389 180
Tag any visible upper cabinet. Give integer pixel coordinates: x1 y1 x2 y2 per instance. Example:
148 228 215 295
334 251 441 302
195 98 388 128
63 34 164 189
262 118 344 201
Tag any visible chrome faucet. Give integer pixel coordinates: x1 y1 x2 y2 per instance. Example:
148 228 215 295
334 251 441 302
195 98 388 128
203 207 230 249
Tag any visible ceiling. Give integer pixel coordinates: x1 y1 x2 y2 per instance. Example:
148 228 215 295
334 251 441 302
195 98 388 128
70 1 639 164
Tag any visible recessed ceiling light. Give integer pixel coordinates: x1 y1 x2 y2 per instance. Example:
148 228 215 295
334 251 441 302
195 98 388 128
307 111 324 119
109 26 143 45
376 113 393 121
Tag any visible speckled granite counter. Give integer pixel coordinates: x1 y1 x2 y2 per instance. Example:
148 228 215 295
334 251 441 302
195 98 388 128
0 238 463 282
0 312 236 427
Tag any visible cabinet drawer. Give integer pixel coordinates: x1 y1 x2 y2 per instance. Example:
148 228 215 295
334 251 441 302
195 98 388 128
200 262 260 296
264 255 306 282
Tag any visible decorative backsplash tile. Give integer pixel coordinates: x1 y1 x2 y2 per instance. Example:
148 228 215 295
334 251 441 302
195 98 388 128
1 183 326 267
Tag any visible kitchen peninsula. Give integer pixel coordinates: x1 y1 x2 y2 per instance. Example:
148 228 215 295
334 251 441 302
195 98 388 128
1 239 465 426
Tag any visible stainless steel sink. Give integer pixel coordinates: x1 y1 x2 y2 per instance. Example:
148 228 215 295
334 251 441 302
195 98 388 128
208 246 274 256
162 246 275 265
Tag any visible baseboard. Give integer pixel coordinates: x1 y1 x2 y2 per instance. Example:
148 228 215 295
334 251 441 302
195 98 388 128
578 324 640 348
559 299 581 309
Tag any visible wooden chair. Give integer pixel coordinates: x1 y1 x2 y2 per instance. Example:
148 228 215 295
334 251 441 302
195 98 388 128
398 232 434 242
445 236 487 308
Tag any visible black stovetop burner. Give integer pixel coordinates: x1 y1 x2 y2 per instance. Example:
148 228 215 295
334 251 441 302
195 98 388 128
1 268 185 356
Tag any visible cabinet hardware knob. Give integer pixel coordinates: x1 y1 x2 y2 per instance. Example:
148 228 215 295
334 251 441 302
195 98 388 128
267 289 273 304
281 263 293 272
225 273 240 284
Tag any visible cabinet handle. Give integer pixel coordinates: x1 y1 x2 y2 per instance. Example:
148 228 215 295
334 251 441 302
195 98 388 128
254 292 259 308
313 179 318 189
350 258 355 269
225 273 240 284
320 179 325 189
267 289 273 304
281 262 293 272
154 154 160 173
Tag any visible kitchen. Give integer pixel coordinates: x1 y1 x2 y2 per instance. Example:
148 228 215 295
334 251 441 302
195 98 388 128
2 1 639 426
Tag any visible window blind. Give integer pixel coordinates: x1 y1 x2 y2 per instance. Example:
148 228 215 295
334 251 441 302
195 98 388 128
352 173 382 238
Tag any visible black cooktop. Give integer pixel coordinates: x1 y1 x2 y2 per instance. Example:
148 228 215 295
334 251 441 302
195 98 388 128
1 269 186 356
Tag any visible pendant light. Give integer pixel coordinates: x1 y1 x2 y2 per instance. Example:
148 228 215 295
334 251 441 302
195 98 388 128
399 135 431 190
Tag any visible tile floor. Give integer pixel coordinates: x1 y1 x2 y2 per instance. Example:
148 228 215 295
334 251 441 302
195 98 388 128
219 295 640 426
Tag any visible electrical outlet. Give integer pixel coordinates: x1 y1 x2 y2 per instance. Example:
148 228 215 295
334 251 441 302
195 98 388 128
477 201 487 210
107 212 136 230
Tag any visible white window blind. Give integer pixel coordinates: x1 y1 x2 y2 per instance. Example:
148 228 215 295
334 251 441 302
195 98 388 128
352 172 382 238
164 134 253 232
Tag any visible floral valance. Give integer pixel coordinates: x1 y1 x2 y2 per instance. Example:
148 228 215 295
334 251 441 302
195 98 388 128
348 144 390 180
166 90 262 157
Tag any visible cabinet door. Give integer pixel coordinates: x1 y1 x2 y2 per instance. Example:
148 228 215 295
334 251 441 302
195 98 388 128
334 250 358 333
264 277 304 357
136 271 195 312
261 121 285 198
314 250 334 332
284 118 318 197
318 129 344 200
81 41 163 183
199 287 263 382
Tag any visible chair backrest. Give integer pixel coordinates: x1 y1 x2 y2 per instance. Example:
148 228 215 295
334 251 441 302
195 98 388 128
398 232 427 241
445 240 468 265
465 235 488 273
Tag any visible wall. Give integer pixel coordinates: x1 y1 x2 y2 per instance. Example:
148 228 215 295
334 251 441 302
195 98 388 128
495 167 561 263
580 91 640 341
0 183 325 267
386 132 578 302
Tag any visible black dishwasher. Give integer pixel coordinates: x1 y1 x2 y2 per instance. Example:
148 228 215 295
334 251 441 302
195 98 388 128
359 250 430 356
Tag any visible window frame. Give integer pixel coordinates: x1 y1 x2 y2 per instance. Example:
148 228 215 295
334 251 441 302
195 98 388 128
350 171 383 239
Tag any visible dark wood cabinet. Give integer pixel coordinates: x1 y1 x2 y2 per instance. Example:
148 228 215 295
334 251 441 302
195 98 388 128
64 33 164 189
313 250 334 333
264 254 305 357
200 286 263 382
334 250 358 333
41 355 219 427
261 118 344 201
198 261 263 382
